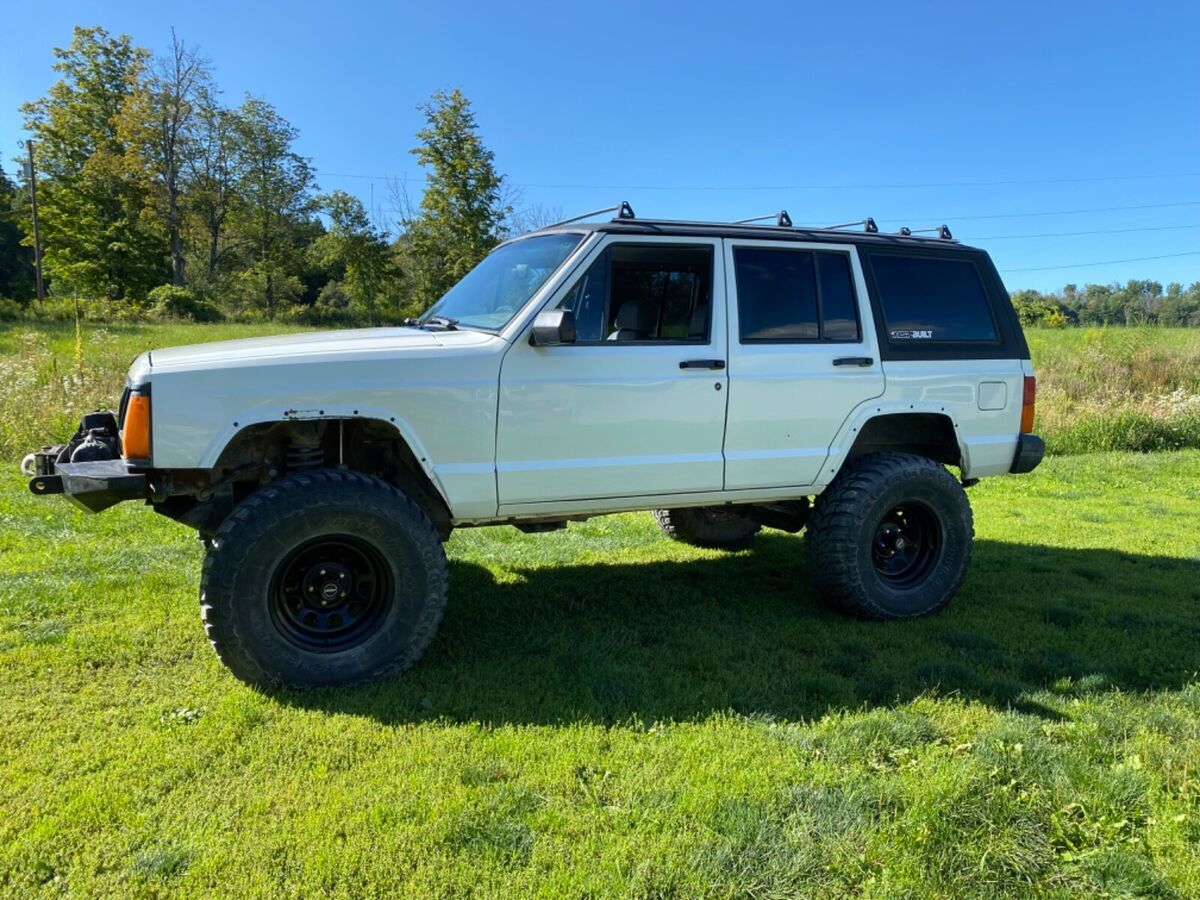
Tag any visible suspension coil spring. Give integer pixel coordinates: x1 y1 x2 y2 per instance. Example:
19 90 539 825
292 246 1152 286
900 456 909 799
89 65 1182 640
287 443 324 471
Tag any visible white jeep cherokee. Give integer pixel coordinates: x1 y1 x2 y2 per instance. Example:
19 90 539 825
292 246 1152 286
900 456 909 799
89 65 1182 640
24 205 1043 688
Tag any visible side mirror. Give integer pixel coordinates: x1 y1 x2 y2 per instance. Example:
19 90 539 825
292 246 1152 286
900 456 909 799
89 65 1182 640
529 308 576 346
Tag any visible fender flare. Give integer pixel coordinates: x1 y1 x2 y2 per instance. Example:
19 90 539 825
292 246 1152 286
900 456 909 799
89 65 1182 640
198 406 452 508
817 401 969 488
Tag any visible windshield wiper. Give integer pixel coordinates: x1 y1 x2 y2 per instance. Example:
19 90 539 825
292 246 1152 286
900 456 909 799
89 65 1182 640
419 315 459 331
403 314 460 331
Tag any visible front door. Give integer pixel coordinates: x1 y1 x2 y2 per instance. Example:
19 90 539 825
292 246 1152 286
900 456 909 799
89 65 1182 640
723 240 885 490
496 236 729 508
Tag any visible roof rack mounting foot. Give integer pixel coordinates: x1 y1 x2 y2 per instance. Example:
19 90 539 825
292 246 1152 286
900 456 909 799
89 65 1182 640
864 217 878 233
777 210 792 227
938 224 953 240
617 201 636 220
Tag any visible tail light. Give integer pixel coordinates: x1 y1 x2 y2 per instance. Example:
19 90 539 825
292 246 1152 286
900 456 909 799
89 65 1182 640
1019 375 1036 434
121 392 151 461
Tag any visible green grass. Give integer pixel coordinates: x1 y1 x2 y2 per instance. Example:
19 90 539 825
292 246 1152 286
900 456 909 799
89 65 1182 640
2 451 1198 896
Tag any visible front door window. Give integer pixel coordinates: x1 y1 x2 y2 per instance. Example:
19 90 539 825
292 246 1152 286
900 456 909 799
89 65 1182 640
556 244 712 342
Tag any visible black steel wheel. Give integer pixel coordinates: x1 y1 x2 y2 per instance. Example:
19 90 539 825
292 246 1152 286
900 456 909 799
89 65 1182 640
806 453 973 619
870 503 942 589
200 469 448 688
270 536 392 652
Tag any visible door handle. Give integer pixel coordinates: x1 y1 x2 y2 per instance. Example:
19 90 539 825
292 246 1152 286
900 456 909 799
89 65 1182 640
679 359 726 370
833 356 874 367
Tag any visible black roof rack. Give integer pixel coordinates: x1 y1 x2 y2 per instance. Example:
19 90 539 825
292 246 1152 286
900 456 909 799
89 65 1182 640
534 203 963 246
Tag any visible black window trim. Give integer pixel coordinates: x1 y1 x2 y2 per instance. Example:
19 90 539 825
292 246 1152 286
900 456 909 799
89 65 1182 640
556 240 716 346
732 245 863 345
860 245 1029 361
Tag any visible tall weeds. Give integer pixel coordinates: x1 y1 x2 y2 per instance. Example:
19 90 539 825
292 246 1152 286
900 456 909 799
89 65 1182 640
1032 328 1200 453
0 329 126 459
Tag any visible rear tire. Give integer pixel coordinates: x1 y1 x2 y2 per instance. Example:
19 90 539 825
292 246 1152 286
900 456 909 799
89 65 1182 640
805 453 973 619
653 506 761 549
200 469 448 689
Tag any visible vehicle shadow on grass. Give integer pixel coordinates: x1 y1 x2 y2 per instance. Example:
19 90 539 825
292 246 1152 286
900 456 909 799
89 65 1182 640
279 535 1200 725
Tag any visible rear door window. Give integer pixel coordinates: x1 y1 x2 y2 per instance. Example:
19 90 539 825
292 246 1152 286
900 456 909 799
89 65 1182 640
733 247 861 342
869 255 998 343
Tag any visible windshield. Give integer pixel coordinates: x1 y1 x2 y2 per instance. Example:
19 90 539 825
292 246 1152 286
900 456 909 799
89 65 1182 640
419 233 585 330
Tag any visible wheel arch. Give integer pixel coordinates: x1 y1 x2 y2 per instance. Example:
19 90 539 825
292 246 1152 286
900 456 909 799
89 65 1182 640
826 407 966 480
205 416 453 536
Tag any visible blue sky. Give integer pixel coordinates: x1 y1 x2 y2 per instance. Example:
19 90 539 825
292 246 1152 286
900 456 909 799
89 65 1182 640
2 0 1198 291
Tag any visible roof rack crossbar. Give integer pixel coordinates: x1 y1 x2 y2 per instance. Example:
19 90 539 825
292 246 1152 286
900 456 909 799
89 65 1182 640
903 224 954 240
824 217 878 234
548 200 636 228
733 210 793 228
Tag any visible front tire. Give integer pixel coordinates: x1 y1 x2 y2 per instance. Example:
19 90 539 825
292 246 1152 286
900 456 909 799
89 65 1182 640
653 506 761 549
805 453 973 619
200 469 448 688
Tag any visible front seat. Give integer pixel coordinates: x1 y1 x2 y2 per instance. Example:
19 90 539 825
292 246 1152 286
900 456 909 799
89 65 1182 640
607 301 656 341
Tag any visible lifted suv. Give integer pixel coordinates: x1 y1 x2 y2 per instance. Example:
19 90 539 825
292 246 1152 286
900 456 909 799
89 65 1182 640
23 204 1043 688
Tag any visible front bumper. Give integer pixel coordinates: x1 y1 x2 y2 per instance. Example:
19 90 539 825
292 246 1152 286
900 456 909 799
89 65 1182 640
28 459 147 513
1010 433 1045 474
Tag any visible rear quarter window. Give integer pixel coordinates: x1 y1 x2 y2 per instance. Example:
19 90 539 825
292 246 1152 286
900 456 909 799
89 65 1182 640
869 255 998 343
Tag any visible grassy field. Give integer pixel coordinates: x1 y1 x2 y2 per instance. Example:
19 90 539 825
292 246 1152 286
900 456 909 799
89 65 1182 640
2 321 1199 895
1026 328 1200 455
1 321 1198 462
2 450 1199 896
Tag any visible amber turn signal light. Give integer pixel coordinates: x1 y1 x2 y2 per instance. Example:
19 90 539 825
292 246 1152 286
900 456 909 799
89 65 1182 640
122 393 151 460
1019 375 1036 434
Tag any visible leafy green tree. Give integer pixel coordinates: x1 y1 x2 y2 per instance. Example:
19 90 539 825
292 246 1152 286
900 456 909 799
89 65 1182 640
120 29 213 286
225 95 315 317
0 164 35 300
1010 289 1069 328
21 26 166 299
313 190 395 323
404 88 510 310
184 87 238 289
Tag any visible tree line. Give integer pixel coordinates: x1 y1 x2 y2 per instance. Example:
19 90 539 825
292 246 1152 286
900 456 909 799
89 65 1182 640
0 26 522 324
1011 280 1200 328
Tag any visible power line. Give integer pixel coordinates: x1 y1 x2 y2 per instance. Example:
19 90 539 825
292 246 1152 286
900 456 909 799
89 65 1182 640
877 200 1200 223
975 223 1200 240
1000 251 1200 273
317 169 1200 191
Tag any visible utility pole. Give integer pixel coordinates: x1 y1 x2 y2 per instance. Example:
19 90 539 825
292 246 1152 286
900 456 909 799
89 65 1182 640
25 140 45 301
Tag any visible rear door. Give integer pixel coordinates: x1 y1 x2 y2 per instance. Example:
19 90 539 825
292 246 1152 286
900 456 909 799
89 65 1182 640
723 240 884 490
